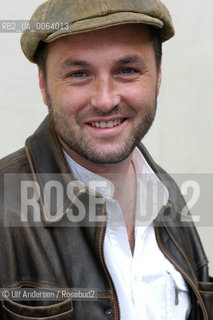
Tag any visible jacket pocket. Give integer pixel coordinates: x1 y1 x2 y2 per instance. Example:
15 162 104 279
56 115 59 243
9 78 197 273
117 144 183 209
2 297 74 319
198 278 213 319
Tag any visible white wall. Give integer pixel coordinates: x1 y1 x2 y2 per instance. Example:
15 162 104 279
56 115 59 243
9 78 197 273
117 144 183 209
143 0 213 275
0 0 213 273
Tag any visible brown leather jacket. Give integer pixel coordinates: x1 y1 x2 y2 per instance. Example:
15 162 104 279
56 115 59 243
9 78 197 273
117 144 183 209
0 116 212 319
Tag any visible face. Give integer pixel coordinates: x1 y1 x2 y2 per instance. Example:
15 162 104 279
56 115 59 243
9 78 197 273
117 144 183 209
39 24 161 164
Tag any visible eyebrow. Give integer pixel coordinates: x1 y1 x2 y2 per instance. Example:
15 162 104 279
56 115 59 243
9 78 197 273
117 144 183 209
59 59 91 71
59 55 147 71
113 55 147 67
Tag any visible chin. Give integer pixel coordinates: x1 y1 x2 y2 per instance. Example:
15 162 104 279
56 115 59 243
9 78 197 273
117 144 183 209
84 148 133 164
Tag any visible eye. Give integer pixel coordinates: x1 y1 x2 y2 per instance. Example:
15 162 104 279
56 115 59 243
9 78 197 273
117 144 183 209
115 67 140 81
69 71 88 78
120 68 138 75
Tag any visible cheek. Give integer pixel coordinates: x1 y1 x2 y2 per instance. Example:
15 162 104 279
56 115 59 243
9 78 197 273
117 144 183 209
123 81 156 111
50 85 90 115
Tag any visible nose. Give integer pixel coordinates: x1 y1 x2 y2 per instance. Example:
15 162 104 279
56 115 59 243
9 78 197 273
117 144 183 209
90 77 121 112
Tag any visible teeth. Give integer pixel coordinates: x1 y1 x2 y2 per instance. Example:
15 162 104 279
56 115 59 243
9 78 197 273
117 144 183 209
107 121 114 128
114 120 120 126
100 121 106 128
91 119 123 128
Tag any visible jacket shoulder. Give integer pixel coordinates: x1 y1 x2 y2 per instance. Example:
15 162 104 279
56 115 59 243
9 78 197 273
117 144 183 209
0 148 30 174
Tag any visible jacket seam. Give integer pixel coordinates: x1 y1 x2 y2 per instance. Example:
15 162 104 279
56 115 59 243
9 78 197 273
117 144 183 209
2 301 74 318
97 211 120 319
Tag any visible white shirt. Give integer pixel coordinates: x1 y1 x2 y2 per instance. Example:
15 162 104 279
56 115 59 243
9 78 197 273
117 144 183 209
64 148 191 320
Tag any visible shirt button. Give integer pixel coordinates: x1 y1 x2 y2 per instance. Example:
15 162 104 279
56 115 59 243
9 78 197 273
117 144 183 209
105 308 113 318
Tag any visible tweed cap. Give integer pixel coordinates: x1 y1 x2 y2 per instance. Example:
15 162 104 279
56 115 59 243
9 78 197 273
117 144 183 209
21 0 175 63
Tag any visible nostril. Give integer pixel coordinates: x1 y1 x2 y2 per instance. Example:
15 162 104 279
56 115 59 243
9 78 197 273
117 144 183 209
91 89 121 112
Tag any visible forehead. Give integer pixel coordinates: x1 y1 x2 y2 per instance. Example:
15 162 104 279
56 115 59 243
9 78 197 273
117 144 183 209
47 24 152 57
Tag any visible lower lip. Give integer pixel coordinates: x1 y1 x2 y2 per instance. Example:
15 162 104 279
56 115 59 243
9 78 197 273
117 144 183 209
85 120 127 136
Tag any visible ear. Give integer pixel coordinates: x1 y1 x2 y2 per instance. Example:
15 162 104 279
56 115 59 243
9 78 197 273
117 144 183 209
38 68 48 106
156 61 162 96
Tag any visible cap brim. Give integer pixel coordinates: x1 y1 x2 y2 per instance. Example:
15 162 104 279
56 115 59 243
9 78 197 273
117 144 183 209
46 12 168 42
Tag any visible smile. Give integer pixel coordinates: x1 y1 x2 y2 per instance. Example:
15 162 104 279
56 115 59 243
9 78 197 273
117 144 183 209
88 118 126 128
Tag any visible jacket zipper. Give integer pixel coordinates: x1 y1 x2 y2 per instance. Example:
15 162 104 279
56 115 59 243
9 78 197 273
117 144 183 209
99 218 121 320
155 222 208 320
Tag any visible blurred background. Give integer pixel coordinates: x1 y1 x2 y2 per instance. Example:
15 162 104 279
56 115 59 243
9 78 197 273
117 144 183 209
0 0 212 273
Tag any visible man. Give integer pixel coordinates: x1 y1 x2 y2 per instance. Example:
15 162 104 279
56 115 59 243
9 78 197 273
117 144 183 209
0 0 212 319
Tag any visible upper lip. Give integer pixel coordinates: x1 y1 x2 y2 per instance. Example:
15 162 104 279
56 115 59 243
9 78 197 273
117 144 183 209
86 117 126 123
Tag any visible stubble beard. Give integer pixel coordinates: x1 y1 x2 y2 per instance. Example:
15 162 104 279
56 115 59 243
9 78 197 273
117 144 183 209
47 91 157 164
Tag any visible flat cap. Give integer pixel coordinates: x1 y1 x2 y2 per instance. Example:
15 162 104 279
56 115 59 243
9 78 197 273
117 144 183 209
21 0 175 63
